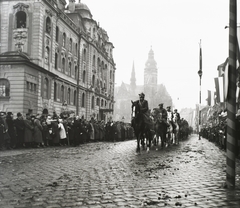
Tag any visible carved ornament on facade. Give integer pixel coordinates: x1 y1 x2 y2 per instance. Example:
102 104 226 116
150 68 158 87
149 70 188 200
45 9 53 17
13 3 29 12
13 30 27 52
55 47 59 53
45 37 50 46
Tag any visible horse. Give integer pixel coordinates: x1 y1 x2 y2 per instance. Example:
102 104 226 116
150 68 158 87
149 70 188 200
166 119 174 144
152 108 168 148
131 100 153 153
172 115 180 144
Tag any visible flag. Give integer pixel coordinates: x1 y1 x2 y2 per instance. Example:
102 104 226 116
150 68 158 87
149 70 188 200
223 60 229 100
207 90 215 106
199 40 202 72
218 76 224 102
214 77 224 103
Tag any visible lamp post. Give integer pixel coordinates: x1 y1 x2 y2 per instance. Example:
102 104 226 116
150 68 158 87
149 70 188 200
198 39 203 140
198 69 202 140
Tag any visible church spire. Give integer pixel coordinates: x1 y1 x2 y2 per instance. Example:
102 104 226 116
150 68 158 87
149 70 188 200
130 61 136 94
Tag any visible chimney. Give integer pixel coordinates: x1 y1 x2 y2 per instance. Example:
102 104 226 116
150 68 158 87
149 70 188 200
68 0 75 13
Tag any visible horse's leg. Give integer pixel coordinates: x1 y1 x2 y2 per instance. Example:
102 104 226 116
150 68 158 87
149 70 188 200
136 134 140 153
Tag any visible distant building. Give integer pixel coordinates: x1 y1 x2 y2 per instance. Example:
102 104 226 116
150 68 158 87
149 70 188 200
114 47 172 122
0 0 115 121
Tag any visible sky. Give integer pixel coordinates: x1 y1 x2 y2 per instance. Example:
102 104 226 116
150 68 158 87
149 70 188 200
67 0 240 110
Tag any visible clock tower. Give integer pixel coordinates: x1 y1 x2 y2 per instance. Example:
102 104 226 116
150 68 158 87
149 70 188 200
144 47 158 108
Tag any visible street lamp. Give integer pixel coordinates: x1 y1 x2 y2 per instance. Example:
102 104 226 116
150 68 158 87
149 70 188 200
198 69 202 140
198 39 203 140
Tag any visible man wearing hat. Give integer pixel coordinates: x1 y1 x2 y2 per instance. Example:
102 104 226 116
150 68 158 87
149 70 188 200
158 103 168 125
14 112 25 148
0 112 11 150
173 109 181 124
135 92 152 127
6 112 17 149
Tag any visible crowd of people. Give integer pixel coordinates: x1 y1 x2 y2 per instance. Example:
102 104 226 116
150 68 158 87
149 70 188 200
0 111 135 151
200 109 240 157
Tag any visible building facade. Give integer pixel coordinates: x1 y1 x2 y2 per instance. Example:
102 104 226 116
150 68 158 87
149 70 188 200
0 0 115 121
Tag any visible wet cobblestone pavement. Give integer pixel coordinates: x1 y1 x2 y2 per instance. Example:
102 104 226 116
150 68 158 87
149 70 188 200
0 134 240 208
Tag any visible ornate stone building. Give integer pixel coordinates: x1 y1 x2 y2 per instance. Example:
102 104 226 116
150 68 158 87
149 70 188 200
0 0 115 121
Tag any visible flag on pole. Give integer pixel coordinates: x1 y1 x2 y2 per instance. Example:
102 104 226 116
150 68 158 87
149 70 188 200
207 90 215 106
199 40 202 72
214 77 224 103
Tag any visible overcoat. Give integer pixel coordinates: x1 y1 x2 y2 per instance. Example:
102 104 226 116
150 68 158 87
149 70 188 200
33 119 43 143
24 119 34 143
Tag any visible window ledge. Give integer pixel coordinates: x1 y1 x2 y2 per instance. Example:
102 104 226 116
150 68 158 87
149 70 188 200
0 96 10 101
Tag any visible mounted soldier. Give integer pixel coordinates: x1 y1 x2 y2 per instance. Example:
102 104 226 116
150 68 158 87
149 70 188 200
173 109 181 124
133 92 152 129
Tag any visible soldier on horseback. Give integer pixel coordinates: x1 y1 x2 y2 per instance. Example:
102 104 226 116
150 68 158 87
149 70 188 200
166 106 174 127
134 92 152 128
158 103 168 126
173 109 181 124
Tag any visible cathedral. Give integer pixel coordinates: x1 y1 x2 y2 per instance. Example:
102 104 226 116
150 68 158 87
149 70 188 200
114 47 173 122
0 0 115 121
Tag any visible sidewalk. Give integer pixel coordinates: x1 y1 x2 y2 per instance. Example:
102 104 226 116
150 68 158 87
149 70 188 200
0 134 239 207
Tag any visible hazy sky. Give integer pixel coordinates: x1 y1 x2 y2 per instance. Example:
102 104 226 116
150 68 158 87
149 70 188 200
67 0 240 110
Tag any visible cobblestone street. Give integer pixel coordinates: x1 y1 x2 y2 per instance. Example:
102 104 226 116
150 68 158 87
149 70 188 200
0 134 240 208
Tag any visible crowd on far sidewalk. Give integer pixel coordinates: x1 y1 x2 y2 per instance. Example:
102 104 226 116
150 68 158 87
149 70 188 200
0 111 135 151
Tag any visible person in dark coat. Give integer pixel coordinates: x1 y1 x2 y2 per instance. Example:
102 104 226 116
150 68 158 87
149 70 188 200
33 114 43 147
73 116 81 146
134 92 152 129
14 112 25 148
24 113 34 147
0 112 11 150
6 112 17 149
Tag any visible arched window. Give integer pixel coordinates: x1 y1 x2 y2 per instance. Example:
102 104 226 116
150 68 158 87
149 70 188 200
67 88 71 105
83 49 87 62
92 75 95 87
69 38 72 52
16 11 26 28
92 55 96 67
45 47 50 64
105 100 107 107
73 90 77 106
56 26 59 42
63 33 66 47
75 43 78 55
46 17 51 33
62 58 65 72
75 66 78 79
61 85 64 102
110 70 112 80
0 79 10 97
81 93 85 107
101 99 103 107
54 82 57 101
69 62 72 76
91 96 95 109
55 53 58 69
82 70 86 83
96 98 100 106
43 78 49 99
97 58 100 72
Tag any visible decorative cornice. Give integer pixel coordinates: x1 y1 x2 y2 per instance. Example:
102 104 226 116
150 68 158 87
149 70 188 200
13 3 29 11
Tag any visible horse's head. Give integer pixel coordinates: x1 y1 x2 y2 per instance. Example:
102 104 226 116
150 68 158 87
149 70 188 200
131 100 140 118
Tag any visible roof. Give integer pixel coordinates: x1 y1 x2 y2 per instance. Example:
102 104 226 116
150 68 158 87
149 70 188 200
0 51 31 62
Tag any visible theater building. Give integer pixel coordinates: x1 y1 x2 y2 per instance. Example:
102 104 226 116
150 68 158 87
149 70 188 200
0 0 115 121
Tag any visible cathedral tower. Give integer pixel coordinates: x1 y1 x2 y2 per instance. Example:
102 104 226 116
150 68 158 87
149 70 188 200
144 47 158 108
130 61 136 95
